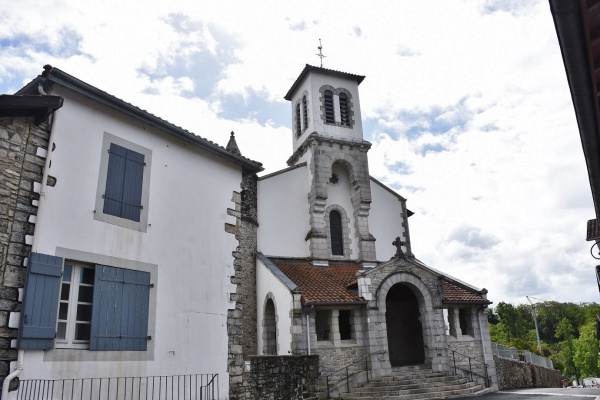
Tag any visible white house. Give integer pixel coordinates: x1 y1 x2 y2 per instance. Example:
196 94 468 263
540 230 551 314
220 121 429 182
0 65 262 399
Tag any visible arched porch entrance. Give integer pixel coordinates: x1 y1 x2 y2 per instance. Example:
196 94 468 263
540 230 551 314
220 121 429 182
385 283 424 366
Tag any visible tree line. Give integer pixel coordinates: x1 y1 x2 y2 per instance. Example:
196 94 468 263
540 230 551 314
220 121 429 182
488 301 600 380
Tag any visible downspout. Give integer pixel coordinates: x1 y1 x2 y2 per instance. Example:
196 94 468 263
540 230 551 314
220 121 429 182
306 308 312 355
477 307 487 364
2 350 24 398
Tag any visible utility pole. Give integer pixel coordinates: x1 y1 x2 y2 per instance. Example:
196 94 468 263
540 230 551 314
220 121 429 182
526 296 542 352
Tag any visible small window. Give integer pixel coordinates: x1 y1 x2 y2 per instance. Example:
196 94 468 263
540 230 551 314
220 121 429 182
17 252 152 352
295 103 302 138
330 210 343 256
339 93 350 126
302 95 308 131
339 310 352 340
104 143 145 222
459 309 473 336
324 90 335 124
315 310 330 341
95 133 152 232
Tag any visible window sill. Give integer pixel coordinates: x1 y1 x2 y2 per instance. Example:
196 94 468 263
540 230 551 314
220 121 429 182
43 347 153 363
446 334 475 342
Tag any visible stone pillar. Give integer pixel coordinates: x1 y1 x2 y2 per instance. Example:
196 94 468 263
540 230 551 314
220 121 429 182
226 173 259 400
0 116 50 389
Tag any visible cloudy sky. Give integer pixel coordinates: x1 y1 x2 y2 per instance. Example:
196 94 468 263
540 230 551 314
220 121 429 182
1 0 596 305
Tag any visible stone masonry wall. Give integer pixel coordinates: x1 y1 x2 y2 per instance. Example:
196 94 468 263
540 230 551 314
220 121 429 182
494 355 561 390
0 116 50 388
226 173 259 400
242 355 319 400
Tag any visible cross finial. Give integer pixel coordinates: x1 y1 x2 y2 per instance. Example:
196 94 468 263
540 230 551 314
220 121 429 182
316 39 326 68
392 236 406 258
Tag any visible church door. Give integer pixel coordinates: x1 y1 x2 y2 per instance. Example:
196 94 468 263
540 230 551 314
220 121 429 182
264 299 277 355
385 284 425 366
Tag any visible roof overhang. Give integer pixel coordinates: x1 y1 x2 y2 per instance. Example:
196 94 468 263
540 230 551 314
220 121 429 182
550 0 600 220
284 64 366 101
16 65 263 174
0 94 63 125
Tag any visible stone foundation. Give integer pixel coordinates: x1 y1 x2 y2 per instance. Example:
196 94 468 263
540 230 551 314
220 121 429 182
242 355 319 400
494 355 561 390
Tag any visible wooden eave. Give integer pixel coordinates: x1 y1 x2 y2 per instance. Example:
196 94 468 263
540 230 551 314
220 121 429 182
0 95 63 125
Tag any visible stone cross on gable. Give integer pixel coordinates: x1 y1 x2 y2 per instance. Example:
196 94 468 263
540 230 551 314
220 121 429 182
392 236 406 258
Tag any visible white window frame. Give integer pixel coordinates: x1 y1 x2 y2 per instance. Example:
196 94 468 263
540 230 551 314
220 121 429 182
56 261 95 349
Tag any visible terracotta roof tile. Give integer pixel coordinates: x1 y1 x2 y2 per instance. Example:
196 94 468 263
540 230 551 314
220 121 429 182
272 259 363 304
442 281 489 304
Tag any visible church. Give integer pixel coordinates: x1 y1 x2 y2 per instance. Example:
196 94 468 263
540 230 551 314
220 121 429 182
0 63 497 399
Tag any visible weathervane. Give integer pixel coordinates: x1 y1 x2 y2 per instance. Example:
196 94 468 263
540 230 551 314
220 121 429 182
316 39 326 67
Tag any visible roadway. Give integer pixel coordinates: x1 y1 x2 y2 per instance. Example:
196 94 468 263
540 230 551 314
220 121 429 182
453 387 600 399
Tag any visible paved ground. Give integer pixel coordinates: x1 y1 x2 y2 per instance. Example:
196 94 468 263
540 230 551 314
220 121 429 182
452 388 600 400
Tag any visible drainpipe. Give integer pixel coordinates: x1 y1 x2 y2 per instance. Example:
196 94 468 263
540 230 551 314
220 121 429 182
2 349 24 398
307 311 311 355
477 308 487 364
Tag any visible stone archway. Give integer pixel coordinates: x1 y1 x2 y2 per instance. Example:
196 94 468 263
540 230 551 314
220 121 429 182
385 283 425 366
263 298 277 355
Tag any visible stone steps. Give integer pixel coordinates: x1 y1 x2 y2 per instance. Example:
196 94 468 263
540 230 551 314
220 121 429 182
327 366 488 400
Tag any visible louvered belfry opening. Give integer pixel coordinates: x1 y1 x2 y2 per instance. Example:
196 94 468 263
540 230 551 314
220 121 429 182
302 95 308 130
339 92 350 126
385 283 425 366
295 103 302 137
330 210 343 256
324 90 335 123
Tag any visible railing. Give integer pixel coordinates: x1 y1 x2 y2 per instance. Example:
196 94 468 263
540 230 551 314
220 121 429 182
448 349 490 388
491 342 554 369
12 374 218 400
323 350 385 399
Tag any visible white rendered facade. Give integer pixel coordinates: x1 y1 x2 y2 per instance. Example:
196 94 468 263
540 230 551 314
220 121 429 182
9 83 252 397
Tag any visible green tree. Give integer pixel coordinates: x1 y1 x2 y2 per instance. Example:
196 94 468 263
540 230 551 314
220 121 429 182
574 321 600 378
496 302 528 341
556 318 577 376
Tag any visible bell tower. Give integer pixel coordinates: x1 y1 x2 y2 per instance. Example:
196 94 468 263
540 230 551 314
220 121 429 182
284 65 377 267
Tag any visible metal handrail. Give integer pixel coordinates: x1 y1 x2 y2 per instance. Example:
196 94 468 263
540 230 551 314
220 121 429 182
448 348 490 388
324 350 385 399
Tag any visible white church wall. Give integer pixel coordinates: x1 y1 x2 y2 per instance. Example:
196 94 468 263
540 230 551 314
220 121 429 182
369 179 406 261
257 165 311 257
256 258 293 355
326 163 359 259
20 86 238 396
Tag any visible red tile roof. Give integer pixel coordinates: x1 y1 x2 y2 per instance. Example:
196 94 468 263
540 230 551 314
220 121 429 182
272 260 364 304
442 280 489 304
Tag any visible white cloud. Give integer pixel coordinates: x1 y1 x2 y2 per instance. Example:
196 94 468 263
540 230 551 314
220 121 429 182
0 0 595 305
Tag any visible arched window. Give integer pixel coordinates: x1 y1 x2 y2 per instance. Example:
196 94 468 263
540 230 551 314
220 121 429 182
330 210 343 256
302 95 308 131
324 90 335 124
264 298 277 354
339 92 350 126
295 103 302 137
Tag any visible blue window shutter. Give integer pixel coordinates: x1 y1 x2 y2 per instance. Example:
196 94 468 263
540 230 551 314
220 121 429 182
17 253 63 350
121 149 144 222
103 143 144 222
90 265 150 351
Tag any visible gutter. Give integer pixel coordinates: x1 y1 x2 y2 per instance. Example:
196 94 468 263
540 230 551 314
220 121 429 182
305 301 368 306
